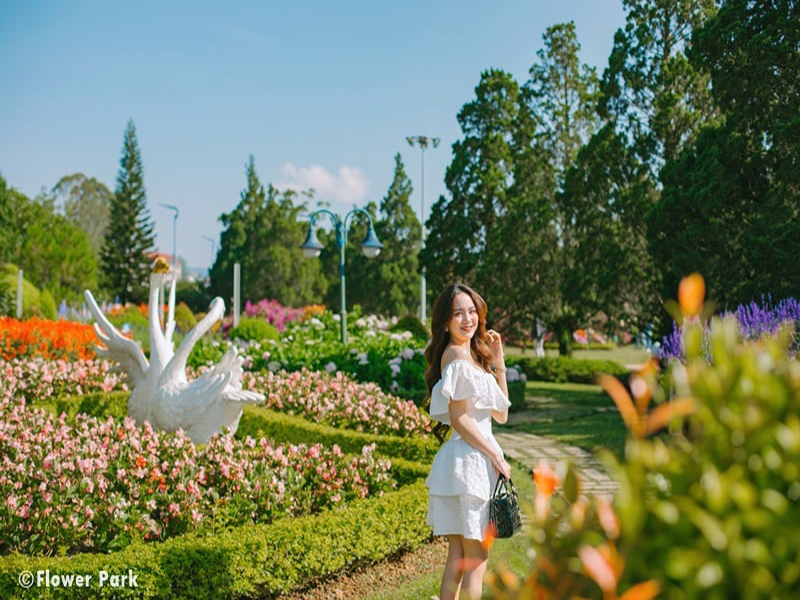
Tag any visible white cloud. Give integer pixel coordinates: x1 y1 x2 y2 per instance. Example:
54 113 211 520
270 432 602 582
275 163 369 205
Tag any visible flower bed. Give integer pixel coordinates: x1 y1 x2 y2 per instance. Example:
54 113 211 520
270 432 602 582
236 368 430 437
1 358 125 404
0 317 97 361
0 396 393 556
188 309 430 404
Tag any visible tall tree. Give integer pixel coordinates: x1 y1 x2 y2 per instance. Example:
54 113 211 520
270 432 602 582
423 69 522 296
210 155 265 305
356 154 421 316
100 120 155 303
601 0 719 171
525 21 600 184
650 0 800 310
522 22 603 352
50 173 112 258
1 174 96 303
210 156 327 307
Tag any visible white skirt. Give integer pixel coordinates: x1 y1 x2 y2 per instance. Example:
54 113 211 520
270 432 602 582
426 492 490 541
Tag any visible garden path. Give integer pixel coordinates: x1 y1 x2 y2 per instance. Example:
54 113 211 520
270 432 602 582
494 430 619 498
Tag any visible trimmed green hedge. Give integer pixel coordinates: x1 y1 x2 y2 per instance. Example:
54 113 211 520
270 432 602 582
0 481 430 599
506 355 630 386
542 341 616 350
34 391 129 420
507 380 526 412
237 405 440 462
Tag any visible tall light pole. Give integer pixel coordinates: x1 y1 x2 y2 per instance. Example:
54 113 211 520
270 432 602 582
159 203 179 271
202 235 216 275
406 135 440 324
300 207 383 344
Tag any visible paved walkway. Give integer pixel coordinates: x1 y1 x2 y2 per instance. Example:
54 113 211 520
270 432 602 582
494 430 619 498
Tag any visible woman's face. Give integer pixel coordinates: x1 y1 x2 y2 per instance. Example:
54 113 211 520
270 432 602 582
448 292 479 344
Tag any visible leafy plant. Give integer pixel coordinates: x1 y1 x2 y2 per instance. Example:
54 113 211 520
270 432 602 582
228 317 279 343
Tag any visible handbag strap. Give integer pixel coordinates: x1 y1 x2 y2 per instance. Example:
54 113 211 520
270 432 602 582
493 475 515 498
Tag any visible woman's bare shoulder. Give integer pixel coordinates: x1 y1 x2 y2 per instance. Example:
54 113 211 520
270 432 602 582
440 345 469 370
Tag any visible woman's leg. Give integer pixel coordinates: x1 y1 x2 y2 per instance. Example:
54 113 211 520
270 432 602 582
439 535 464 600
460 538 489 599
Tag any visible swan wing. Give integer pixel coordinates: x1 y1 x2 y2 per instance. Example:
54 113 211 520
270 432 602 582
84 289 148 386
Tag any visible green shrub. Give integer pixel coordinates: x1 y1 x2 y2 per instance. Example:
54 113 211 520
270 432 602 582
173 301 197 334
0 481 430 599
0 276 13 316
543 341 616 350
507 355 630 386
39 288 57 320
36 390 130 421
500 317 800 599
228 316 279 343
507 380 526 412
1 263 43 318
391 313 429 341
237 405 439 462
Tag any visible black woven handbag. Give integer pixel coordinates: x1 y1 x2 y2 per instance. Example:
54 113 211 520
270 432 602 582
489 476 522 538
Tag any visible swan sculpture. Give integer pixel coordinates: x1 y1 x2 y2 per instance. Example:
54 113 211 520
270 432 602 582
84 257 265 443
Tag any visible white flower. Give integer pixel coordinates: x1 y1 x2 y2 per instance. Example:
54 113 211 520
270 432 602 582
267 361 281 373
325 362 337 373
350 348 358 354
333 314 340 322
365 330 376 337
390 381 399 391
355 318 366 328
389 333 403 341
391 316 398 324
402 331 413 340
402 348 415 360
357 352 369 365
389 357 402 366
310 317 324 328
262 351 271 361
305 339 316 345
390 363 401 376
506 367 523 382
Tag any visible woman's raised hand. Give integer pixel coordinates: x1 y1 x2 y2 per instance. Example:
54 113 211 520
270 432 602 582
486 329 504 365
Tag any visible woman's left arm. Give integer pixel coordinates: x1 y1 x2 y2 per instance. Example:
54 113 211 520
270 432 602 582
487 329 509 424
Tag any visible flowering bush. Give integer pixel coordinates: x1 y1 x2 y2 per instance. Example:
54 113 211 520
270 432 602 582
660 295 800 361
244 298 304 332
188 307 430 404
492 276 800 599
0 395 393 556
0 358 125 405
233 368 430 437
0 317 97 361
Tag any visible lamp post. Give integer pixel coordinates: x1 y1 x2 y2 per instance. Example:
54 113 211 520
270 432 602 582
300 207 383 344
406 135 440 324
202 235 216 275
159 203 179 270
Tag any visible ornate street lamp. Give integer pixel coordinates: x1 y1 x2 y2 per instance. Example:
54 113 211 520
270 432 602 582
301 207 383 344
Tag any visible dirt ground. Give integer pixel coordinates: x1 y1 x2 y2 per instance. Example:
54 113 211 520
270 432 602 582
277 537 448 599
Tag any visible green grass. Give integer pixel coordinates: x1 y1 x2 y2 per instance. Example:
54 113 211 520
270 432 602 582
505 343 652 367
498 380 627 459
366 462 535 600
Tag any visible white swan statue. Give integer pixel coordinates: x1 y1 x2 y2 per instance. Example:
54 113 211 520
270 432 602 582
84 257 265 443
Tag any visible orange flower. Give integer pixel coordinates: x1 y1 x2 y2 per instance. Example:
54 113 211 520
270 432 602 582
678 272 705 317
578 542 623 593
482 522 497 551
135 456 147 469
533 461 558 496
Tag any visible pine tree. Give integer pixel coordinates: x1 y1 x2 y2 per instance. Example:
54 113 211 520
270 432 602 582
100 121 155 303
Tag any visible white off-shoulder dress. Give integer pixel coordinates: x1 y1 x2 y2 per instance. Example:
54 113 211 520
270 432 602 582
425 359 512 540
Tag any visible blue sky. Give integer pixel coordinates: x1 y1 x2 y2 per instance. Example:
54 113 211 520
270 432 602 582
0 1 626 270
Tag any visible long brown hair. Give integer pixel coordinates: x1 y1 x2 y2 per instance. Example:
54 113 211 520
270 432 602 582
424 283 493 441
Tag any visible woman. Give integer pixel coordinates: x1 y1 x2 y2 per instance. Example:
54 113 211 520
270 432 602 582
424 282 512 600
